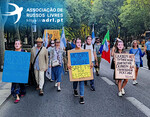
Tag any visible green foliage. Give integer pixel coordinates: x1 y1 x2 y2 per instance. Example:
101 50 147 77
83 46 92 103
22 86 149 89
119 0 150 36
4 0 150 42
89 0 124 39
64 0 92 40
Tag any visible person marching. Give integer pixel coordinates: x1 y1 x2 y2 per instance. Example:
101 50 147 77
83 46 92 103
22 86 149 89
49 39 65 91
144 37 150 70
31 38 48 96
94 37 102 76
111 38 120 57
64 40 72 72
82 36 98 91
71 39 76 49
114 41 128 97
46 40 55 82
111 39 119 84
129 40 145 85
68 38 93 104
11 40 27 103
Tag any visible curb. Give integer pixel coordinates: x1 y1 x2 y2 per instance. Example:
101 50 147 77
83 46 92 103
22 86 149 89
0 72 11 107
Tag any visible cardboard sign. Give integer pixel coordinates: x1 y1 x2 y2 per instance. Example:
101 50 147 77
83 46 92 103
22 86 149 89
44 29 60 41
2 51 31 83
115 54 135 79
68 49 93 81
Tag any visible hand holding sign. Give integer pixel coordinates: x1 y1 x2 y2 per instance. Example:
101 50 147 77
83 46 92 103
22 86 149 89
115 54 135 79
68 49 93 81
2 51 31 83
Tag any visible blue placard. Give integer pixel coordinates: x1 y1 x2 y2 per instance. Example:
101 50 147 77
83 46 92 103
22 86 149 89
2 51 31 83
70 52 89 66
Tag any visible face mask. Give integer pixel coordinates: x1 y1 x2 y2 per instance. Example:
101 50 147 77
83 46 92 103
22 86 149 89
117 42 124 50
15 41 21 49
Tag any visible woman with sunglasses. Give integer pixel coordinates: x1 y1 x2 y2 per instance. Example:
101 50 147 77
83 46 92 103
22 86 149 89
49 39 65 91
129 40 145 85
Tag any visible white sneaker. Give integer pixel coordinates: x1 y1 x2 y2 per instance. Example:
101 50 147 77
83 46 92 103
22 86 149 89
121 88 125 95
133 80 136 85
118 92 122 97
55 82 58 87
134 80 138 84
57 86 61 91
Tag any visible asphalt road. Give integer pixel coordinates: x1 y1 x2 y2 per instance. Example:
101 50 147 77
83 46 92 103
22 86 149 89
0 57 150 117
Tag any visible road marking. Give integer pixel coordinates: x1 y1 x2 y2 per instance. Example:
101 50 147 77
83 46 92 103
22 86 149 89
101 77 115 85
126 97 150 117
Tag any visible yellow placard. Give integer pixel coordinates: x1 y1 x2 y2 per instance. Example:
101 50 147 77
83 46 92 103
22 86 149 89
44 29 60 41
72 65 91 79
68 49 93 82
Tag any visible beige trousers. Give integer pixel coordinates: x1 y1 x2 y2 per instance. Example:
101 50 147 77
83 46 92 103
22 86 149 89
34 70 44 90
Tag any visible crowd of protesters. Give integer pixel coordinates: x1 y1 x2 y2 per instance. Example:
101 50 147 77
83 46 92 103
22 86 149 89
11 36 150 104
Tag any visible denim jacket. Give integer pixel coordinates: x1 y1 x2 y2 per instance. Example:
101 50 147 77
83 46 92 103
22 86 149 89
129 48 145 67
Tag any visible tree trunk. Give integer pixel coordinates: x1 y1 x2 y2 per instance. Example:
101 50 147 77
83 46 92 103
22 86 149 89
13 16 20 40
0 21 5 70
0 0 10 70
14 24 20 40
31 24 34 47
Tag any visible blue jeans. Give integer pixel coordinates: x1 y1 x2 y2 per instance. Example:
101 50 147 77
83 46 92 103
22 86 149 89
11 83 26 98
73 81 84 96
135 62 140 68
52 66 62 82
90 61 95 87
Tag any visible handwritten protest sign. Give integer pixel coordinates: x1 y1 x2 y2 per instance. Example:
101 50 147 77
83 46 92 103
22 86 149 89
44 30 60 41
2 51 31 83
115 54 135 79
68 49 93 81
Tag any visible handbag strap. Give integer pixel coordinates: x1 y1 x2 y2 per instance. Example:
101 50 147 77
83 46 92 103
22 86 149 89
134 48 139 55
33 47 43 65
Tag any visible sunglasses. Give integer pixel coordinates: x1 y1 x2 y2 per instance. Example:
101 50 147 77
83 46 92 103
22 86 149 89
56 42 60 43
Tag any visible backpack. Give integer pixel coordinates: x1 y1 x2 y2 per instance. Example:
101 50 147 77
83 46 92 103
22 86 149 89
84 44 94 50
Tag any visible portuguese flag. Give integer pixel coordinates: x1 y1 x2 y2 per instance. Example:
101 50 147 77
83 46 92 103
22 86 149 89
99 30 110 63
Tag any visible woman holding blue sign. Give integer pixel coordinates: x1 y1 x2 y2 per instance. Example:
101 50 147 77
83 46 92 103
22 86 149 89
129 40 145 85
11 40 26 103
68 38 93 104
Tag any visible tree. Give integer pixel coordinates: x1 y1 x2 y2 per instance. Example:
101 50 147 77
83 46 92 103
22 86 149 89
119 0 150 37
89 0 124 40
64 0 92 40
0 0 10 70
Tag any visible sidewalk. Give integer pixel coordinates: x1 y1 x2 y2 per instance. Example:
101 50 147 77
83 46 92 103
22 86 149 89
0 72 11 106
